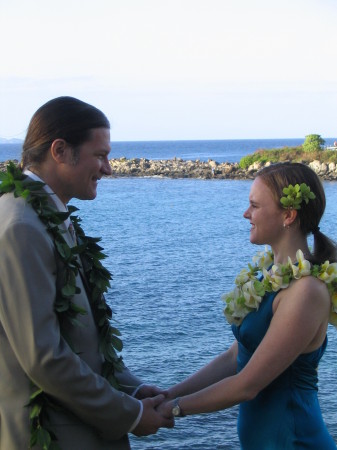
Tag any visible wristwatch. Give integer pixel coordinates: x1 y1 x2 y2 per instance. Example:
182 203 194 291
172 397 185 417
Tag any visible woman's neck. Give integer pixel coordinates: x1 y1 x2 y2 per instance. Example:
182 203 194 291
272 237 310 265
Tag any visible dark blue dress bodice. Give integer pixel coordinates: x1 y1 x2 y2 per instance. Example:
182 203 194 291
232 290 336 449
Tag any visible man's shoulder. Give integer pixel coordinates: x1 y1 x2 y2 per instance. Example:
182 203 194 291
0 193 46 235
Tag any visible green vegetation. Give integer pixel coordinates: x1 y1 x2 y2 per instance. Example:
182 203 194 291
302 134 325 153
239 135 337 169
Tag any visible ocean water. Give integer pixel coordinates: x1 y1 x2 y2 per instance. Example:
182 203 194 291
1 140 337 448
70 177 337 450
1 137 336 164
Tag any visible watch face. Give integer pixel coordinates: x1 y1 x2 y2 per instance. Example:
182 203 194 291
172 405 180 416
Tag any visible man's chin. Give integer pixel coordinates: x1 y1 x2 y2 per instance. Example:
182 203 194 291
77 191 97 201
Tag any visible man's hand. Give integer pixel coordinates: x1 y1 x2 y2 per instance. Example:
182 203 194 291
132 394 174 437
156 398 174 417
135 384 168 399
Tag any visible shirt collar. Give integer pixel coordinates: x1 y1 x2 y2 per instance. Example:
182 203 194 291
23 170 71 227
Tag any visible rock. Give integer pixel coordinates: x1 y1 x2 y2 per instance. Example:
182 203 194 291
106 158 337 181
208 160 218 168
248 161 262 171
1 158 337 181
309 160 323 173
328 162 336 172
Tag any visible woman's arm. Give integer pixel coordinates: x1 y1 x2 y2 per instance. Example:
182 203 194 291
168 341 238 399
161 276 331 416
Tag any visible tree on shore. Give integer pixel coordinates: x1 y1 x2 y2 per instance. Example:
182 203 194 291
302 134 325 153
238 134 337 169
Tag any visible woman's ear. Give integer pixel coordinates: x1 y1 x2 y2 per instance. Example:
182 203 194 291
283 208 298 227
50 139 70 164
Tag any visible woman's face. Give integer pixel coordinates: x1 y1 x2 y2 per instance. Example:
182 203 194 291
243 177 285 245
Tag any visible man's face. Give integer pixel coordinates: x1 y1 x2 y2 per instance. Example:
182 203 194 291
59 128 112 203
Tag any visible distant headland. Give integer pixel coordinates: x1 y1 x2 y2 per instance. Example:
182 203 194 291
1 157 337 181
108 157 337 180
1 134 336 180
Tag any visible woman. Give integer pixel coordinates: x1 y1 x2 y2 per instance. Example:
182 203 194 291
159 162 337 449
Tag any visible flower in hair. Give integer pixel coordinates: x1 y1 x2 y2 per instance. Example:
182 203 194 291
280 183 316 210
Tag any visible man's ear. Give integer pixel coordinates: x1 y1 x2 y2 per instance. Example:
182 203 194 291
50 139 70 163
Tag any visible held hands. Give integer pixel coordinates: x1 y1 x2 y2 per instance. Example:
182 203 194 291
132 394 174 437
135 384 168 400
156 398 174 418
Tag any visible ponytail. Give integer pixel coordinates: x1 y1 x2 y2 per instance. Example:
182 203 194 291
312 230 337 265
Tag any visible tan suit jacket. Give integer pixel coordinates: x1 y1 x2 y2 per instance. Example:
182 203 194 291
0 190 142 449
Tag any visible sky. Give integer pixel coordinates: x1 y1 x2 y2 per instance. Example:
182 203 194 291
0 0 336 141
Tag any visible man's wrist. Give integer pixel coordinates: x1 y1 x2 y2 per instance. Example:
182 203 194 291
132 383 146 398
128 399 143 432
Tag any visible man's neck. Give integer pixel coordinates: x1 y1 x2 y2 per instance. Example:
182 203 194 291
24 169 68 212
23 168 44 183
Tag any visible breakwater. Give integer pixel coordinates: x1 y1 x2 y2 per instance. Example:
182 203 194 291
109 157 250 179
109 158 337 180
1 158 337 180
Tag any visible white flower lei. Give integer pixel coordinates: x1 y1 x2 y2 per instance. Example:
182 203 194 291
222 246 337 326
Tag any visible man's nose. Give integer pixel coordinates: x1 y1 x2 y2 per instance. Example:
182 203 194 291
102 158 112 175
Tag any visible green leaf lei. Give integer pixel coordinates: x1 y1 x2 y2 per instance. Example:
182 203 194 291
222 246 337 327
0 162 124 450
280 183 316 210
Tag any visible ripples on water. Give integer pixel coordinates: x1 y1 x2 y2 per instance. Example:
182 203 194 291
70 178 337 449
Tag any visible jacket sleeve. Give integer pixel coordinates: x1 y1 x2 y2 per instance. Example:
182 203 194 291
115 364 143 396
0 215 141 441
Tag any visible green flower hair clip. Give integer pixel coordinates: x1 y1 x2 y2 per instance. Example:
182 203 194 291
280 183 316 210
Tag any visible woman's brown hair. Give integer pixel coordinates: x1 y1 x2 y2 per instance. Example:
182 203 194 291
257 162 337 264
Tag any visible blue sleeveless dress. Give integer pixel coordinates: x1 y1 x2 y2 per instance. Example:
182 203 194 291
232 290 336 449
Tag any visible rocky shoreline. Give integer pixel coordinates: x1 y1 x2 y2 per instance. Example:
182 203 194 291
1 158 337 181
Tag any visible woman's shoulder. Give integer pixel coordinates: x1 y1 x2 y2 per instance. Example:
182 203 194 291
275 275 331 316
291 274 329 293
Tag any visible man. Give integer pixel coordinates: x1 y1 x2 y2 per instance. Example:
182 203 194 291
0 97 173 449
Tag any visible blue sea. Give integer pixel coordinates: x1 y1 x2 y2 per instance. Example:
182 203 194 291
1 137 336 164
1 139 337 449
